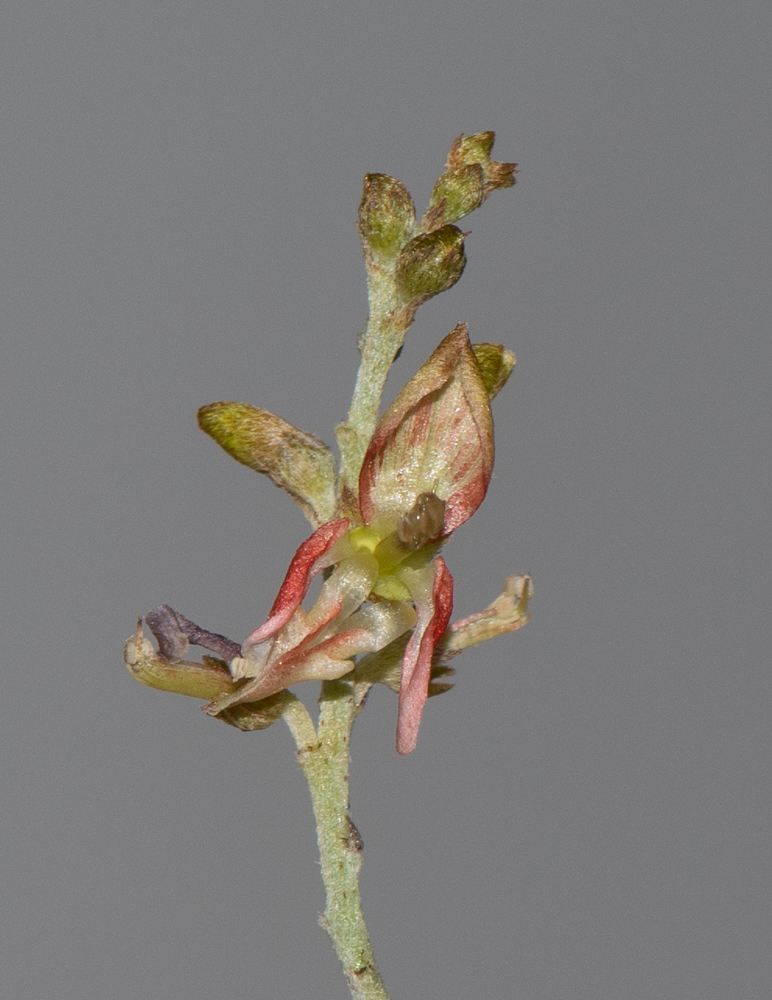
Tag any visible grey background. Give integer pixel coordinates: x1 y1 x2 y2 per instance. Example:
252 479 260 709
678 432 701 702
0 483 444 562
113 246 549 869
2 2 769 998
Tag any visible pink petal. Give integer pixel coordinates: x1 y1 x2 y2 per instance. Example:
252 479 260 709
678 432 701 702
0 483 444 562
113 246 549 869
242 518 349 648
220 629 371 707
359 324 493 536
209 593 415 713
396 557 454 755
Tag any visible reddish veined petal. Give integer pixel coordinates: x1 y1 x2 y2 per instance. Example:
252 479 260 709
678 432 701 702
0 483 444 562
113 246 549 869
242 518 349 648
396 557 454 755
359 324 493 536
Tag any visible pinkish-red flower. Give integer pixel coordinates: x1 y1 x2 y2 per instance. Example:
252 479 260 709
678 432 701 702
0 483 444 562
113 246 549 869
207 324 494 753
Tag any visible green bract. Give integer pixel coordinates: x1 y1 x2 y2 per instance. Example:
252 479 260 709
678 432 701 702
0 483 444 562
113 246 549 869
198 401 338 526
471 343 517 400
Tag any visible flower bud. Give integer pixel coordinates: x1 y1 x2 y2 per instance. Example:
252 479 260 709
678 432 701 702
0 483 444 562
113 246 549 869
425 163 484 229
359 324 493 537
446 131 517 198
357 173 416 265
421 133 517 230
394 224 466 303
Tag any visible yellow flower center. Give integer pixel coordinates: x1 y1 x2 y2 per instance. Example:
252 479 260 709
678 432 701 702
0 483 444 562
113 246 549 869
347 522 441 602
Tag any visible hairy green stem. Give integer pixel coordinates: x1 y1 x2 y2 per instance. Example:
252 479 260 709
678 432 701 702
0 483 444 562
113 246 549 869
336 268 412 495
291 679 390 1000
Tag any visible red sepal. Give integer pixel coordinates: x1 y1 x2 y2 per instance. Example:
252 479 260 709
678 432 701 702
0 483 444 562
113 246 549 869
396 557 454 755
242 518 349 648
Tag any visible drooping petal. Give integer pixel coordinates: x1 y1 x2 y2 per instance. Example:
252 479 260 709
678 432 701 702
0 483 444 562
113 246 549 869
198 402 338 526
229 605 312 683
359 323 494 536
277 599 416 684
445 573 533 651
302 552 381 638
144 605 242 664
209 631 362 712
242 518 350 648
206 595 416 715
396 557 454 755
235 551 379 681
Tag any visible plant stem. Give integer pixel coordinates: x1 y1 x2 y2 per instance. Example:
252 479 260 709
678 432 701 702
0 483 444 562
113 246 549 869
336 269 413 497
291 678 390 1000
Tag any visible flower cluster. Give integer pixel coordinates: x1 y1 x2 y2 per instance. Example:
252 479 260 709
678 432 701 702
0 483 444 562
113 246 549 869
209 325 499 752
125 133 532 755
